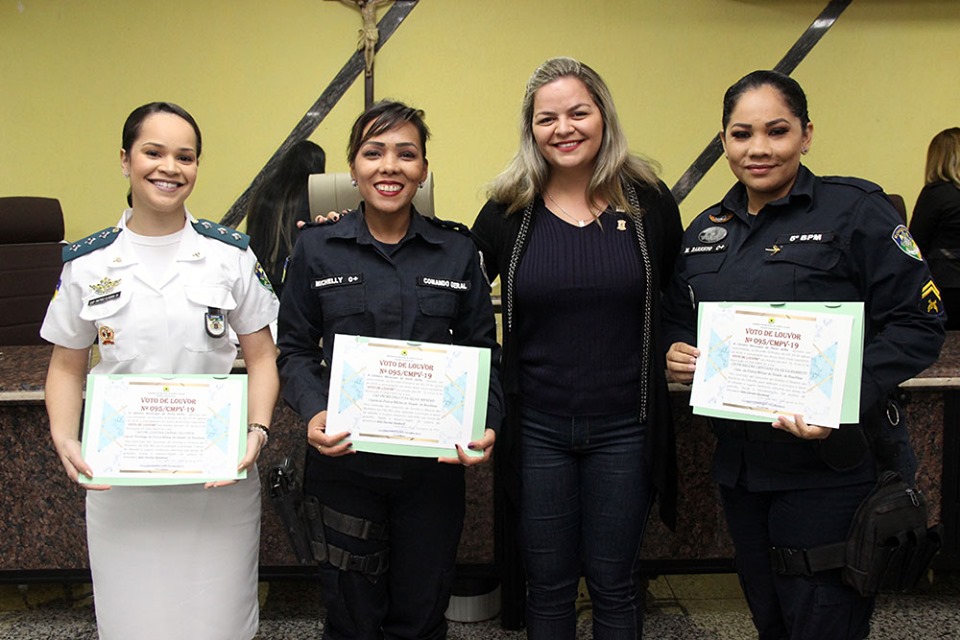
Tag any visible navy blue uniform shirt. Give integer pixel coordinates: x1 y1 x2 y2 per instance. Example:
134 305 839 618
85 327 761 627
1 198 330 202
277 206 503 476
662 166 945 490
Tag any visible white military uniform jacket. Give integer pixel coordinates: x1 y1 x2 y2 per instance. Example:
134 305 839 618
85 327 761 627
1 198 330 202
41 210 278 374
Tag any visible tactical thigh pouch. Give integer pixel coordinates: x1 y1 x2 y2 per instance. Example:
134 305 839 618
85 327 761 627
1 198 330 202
770 470 942 597
268 457 390 577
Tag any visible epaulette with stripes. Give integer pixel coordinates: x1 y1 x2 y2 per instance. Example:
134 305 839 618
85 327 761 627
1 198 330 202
62 227 121 263
192 219 250 250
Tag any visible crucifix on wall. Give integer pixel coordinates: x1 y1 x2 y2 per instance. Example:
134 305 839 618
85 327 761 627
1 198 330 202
327 0 392 109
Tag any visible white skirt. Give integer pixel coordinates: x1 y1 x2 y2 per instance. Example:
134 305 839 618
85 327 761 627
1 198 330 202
86 466 261 640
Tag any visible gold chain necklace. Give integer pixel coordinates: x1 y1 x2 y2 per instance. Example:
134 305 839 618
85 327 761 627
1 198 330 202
545 191 601 228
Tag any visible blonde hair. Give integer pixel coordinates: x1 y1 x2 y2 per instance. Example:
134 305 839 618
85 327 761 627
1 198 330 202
488 57 660 215
925 127 960 188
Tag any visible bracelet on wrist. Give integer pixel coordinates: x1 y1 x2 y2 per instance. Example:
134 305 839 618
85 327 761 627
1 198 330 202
247 423 270 447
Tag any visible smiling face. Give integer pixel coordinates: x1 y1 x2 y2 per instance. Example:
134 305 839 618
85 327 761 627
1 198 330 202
120 112 198 220
531 76 604 178
721 84 813 213
350 121 428 220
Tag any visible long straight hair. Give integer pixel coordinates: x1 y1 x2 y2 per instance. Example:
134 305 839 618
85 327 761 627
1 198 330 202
246 140 326 277
488 57 660 215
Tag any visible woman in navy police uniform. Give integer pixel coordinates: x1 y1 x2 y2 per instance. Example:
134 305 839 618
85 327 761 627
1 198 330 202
277 101 502 640
663 71 944 640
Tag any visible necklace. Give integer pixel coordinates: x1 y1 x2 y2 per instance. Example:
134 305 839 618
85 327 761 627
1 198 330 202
545 192 600 227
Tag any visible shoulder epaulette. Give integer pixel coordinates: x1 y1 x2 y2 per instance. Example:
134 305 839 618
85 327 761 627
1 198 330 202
62 227 121 263
192 219 250 250
821 175 882 194
424 216 472 237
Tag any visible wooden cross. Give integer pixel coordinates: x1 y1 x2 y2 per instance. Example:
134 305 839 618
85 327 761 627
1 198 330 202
327 0 392 109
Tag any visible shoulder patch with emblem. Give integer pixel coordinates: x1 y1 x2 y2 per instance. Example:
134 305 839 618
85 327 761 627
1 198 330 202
254 262 274 293
192 219 250 250
892 224 923 261
62 227 121 263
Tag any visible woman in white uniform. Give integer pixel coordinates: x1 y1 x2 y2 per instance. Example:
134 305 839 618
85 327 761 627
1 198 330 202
41 102 279 640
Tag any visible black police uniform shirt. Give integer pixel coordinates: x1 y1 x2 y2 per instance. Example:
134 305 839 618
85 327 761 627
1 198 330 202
276 206 503 477
662 165 945 491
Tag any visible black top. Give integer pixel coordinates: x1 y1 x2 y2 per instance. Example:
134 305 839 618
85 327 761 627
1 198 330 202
515 202 645 415
277 205 503 477
910 180 960 288
662 166 946 490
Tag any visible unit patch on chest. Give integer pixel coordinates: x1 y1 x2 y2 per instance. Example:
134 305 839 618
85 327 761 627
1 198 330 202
698 226 728 244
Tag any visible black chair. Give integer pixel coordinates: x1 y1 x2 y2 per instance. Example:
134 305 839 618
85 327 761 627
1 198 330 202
0 197 65 345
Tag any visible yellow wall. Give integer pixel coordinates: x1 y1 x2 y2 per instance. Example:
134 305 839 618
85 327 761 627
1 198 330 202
3 0 959 241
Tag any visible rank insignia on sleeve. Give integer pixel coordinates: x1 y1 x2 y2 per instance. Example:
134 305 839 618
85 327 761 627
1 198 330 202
893 225 923 261
254 262 274 293
921 279 943 315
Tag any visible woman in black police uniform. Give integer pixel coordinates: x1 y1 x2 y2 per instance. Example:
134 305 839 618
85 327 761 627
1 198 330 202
663 71 945 640
277 101 502 640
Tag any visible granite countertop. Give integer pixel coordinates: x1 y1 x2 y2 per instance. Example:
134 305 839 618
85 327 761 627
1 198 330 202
0 344 53 402
3 332 960 402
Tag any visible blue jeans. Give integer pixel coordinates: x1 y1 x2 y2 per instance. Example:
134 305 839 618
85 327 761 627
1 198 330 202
520 406 654 640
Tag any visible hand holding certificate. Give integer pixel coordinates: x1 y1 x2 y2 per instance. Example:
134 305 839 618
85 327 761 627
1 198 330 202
326 334 491 458
80 374 248 486
689 302 864 428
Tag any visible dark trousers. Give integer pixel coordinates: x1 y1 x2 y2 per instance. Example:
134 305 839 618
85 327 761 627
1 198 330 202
719 480 876 640
520 406 654 640
305 458 466 640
